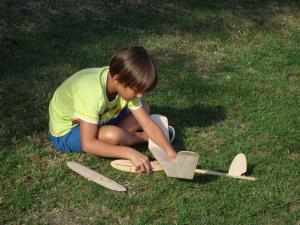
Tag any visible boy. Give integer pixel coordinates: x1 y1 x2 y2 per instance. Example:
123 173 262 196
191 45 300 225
49 46 177 173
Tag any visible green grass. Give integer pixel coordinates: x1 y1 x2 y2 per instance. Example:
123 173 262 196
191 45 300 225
1 0 299 224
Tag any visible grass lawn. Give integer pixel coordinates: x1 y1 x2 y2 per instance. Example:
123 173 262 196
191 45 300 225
1 0 299 224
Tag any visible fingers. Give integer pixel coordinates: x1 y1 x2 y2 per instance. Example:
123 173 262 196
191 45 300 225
144 159 152 174
129 149 152 174
135 164 145 173
134 158 152 174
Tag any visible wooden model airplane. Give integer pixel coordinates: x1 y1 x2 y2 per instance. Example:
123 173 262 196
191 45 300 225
111 114 256 181
111 153 257 181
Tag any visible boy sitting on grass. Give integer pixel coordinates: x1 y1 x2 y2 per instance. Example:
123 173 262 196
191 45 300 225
49 46 177 173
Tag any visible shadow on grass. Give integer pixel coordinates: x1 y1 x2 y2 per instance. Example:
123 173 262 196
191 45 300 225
2 1 299 54
0 0 297 150
245 164 256 176
2 0 299 72
151 104 226 151
178 173 218 184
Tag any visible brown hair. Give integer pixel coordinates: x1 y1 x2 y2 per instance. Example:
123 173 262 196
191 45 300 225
109 46 158 93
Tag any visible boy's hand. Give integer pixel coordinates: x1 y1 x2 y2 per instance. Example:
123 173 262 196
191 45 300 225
127 148 152 173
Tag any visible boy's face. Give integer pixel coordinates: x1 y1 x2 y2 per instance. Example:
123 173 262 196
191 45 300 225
116 82 144 100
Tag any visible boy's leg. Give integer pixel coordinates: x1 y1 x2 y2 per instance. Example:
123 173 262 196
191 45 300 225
117 102 150 133
117 102 149 142
97 125 146 146
97 103 149 146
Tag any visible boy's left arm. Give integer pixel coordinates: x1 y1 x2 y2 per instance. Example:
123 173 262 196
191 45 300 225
130 107 177 161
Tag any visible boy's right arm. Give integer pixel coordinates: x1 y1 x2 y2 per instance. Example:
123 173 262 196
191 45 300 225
79 120 152 173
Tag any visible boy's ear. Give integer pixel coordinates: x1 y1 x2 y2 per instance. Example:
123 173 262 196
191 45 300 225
111 74 120 83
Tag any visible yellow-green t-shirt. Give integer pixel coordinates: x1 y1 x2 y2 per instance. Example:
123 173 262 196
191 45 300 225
49 67 142 137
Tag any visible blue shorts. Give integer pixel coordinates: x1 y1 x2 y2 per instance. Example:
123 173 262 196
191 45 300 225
49 107 129 153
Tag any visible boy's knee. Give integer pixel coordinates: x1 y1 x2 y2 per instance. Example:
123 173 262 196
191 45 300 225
142 102 150 114
98 126 126 145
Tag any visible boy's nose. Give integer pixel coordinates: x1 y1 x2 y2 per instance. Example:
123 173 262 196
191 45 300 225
136 93 144 98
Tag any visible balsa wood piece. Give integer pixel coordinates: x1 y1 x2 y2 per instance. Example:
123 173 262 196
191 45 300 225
111 159 162 172
148 147 176 175
175 151 199 179
111 159 257 181
228 153 247 176
195 169 256 181
67 161 127 192
148 114 176 176
149 114 199 179
148 114 170 147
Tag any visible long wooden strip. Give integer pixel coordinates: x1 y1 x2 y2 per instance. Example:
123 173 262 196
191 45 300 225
67 161 127 192
195 169 257 181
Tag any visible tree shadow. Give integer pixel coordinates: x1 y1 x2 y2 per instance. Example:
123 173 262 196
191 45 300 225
2 0 299 66
0 0 298 151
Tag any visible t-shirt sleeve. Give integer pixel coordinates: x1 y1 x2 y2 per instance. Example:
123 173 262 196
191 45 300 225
73 90 102 124
127 98 142 110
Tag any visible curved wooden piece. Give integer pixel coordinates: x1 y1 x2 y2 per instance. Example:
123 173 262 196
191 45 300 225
67 161 127 192
228 153 247 176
